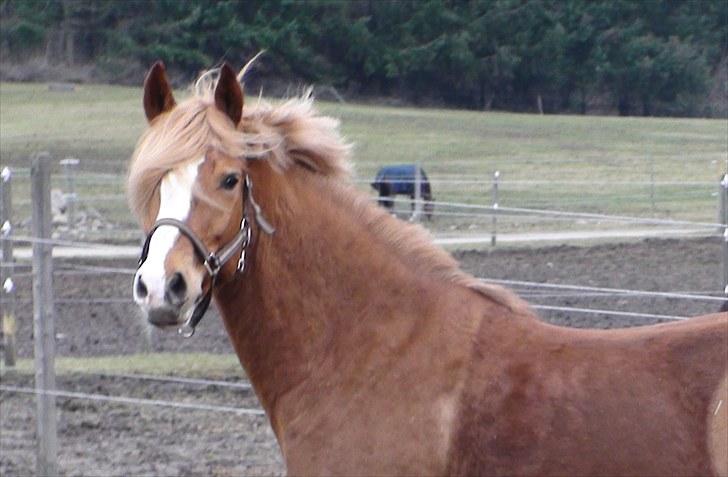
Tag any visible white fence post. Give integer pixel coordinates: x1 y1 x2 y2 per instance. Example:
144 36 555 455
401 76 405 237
31 152 58 476
649 154 655 216
60 157 80 227
720 173 728 301
412 163 422 222
491 171 500 247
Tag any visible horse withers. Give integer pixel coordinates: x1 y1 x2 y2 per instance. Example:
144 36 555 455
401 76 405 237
128 61 727 476
371 164 435 220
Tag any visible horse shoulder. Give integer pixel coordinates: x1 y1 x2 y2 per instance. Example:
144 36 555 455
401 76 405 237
446 310 728 476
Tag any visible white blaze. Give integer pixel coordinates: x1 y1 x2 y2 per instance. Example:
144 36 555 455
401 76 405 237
134 159 202 307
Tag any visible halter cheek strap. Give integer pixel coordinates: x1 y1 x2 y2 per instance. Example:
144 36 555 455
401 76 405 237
137 175 274 338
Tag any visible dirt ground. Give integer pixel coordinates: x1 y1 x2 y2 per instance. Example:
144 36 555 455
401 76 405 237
1 373 283 476
1 237 725 475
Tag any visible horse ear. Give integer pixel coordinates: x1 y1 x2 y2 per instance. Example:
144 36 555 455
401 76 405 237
214 63 244 126
143 61 176 122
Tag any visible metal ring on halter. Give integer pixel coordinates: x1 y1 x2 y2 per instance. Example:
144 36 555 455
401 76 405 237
204 253 222 277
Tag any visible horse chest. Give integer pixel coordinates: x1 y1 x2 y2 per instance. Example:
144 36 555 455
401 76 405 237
276 381 457 475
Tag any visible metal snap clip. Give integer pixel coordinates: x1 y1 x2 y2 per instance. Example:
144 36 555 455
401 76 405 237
177 322 196 338
237 250 246 273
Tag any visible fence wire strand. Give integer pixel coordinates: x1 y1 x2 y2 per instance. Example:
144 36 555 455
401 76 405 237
90 372 253 390
481 278 727 302
383 196 724 229
0 385 265 416
530 305 688 321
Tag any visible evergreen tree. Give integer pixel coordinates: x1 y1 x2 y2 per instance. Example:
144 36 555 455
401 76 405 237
0 0 722 116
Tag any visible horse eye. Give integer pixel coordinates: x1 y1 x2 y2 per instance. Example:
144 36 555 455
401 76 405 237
221 174 239 190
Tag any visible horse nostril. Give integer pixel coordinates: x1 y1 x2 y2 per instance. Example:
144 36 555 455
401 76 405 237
165 272 187 306
135 275 148 299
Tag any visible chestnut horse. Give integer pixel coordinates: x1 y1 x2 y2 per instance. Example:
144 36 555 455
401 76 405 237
129 62 727 476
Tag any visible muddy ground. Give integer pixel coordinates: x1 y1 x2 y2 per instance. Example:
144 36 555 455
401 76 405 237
1 237 725 475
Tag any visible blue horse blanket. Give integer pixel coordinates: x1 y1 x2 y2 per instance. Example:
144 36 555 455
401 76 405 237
371 164 430 195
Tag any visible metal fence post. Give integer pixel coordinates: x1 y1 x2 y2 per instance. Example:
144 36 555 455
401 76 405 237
1 166 17 367
720 173 728 301
2 278 15 367
31 152 58 476
491 171 500 247
412 163 422 222
649 154 655 216
60 157 79 227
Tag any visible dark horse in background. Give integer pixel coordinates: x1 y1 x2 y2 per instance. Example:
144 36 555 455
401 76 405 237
371 164 435 220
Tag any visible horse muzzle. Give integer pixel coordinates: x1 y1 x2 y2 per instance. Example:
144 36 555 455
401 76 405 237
133 267 202 332
146 305 185 328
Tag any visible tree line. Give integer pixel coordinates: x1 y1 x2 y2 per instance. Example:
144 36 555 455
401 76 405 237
1 0 726 116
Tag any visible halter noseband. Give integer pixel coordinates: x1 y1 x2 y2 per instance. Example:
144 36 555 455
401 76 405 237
137 175 274 338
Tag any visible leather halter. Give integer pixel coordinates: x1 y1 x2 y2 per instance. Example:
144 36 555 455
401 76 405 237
137 175 274 338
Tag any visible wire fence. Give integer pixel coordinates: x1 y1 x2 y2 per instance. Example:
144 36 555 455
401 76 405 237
3 162 722 239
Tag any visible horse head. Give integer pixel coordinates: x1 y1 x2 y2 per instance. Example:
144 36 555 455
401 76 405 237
130 61 272 336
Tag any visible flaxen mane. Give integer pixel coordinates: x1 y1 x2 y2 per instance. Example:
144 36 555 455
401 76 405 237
319 177 528 311
127 69 527 311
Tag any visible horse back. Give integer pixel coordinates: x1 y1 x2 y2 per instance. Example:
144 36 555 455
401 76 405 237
447 311 728 476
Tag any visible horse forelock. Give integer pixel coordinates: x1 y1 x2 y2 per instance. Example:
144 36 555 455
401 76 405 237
128 97 247 227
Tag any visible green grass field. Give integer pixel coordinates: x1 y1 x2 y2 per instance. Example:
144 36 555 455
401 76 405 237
0 352 242 378
1 81 726 234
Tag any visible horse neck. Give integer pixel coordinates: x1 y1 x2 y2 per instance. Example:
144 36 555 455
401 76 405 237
214 167 466 428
